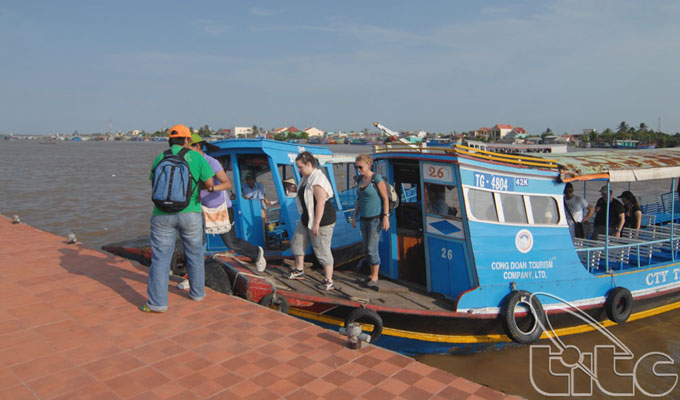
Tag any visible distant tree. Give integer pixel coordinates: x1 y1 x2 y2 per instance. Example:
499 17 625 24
252 125 259 136
197 124 211 137
300 131 309 139
617 121 629 134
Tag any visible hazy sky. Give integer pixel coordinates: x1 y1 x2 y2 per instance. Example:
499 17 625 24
1 0 679 135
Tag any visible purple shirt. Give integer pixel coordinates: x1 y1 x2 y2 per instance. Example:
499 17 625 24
199 154 232 208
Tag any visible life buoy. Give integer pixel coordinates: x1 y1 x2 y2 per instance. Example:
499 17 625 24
345 308 383 343
258 293 290 314
501 290 546 344
605 287 633 323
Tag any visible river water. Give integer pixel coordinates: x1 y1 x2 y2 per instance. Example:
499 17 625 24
1 140 678 398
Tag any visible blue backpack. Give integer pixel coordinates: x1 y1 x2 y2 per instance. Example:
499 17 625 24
151 148 196 212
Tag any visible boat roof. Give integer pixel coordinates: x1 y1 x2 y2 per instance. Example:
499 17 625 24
373 143 680 183
204 139 355 164
549 148 680 183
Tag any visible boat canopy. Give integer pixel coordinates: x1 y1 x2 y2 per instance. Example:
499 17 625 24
548 148 680 183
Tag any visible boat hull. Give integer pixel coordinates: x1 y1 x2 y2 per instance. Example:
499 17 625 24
216 256 680 355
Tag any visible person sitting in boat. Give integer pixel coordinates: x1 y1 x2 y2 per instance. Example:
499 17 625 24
351 153 390 289
563 182 593 238
619 190 642 231
288 151 337 291
283 178 297 198
593 186 625 240
426 184 457 217
242 173 274 208
189 135 267 276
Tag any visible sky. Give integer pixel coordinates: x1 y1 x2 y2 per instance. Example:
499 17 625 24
1 0 679 136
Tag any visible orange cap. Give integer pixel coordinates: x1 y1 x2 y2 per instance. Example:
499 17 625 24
168 124 191 138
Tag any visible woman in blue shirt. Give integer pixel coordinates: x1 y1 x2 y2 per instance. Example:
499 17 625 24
351 154 390 288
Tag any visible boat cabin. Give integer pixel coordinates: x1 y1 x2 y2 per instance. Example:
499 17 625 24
202 139 361 259
372 143 680 311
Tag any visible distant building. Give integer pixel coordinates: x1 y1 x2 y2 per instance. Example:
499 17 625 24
490 124 514 140
473 127 491 140
234 126 253 138
304 127 324 137
217 129 232 138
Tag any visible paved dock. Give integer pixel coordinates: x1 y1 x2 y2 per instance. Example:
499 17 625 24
0 216 520 399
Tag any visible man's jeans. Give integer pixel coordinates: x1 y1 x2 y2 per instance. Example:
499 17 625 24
147 212 205 311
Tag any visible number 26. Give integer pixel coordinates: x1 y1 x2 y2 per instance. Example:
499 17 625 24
441 248 453 260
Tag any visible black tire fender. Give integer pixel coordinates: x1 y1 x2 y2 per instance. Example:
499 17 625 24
204 260 232 295
501 290 546 344
345 308 383 343
258 293 290 314
605 287 633 323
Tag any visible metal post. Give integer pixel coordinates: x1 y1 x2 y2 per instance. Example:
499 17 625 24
605 181 610 271
672 179 676 261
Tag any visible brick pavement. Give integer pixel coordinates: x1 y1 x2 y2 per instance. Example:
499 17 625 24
0 216 522 399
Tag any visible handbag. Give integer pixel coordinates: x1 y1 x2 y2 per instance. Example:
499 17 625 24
202 191 232 234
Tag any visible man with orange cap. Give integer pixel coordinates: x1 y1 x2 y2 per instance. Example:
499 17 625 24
141 124 215 313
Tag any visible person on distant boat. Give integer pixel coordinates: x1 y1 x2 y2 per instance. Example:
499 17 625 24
288 151 336 291
283 178 297 198
351 154 390 289
187 134 266 281
619 190 642 231
593 186 625 240
141 125 215 313
563 182 593 238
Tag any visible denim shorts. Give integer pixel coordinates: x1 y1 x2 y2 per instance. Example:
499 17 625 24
360 218 382 266
291 221 335 267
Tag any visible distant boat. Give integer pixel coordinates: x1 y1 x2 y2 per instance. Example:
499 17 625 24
613 139 656 149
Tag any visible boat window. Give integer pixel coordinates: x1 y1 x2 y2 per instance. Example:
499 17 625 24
425 183 459 219
238 155 280 221
500 193 527 224
401 183 418 203
467 189 498 222
217 155 236 201
529 195 559 225
333 163 358 211
278 164 297 199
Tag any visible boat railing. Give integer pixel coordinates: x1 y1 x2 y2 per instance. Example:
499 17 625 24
372 143 559 169
641 192 680 224
574 226 679 272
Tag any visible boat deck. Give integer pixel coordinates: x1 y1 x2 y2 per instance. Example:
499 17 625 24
218 254 456 313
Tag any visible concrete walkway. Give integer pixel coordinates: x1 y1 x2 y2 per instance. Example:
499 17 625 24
0 216 520 399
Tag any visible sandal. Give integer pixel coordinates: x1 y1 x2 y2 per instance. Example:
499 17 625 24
139 304 166 313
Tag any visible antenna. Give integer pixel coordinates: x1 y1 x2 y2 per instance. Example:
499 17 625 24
658 117 661 133
108 120 112 135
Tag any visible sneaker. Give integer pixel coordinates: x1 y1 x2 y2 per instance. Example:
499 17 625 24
366 279 378 289
177 278 190 290
288 269 305 280
255 246 266 272
319 278 334 291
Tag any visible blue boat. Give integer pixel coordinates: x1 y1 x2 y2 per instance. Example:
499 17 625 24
207 143 680 354
106 140 680 355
